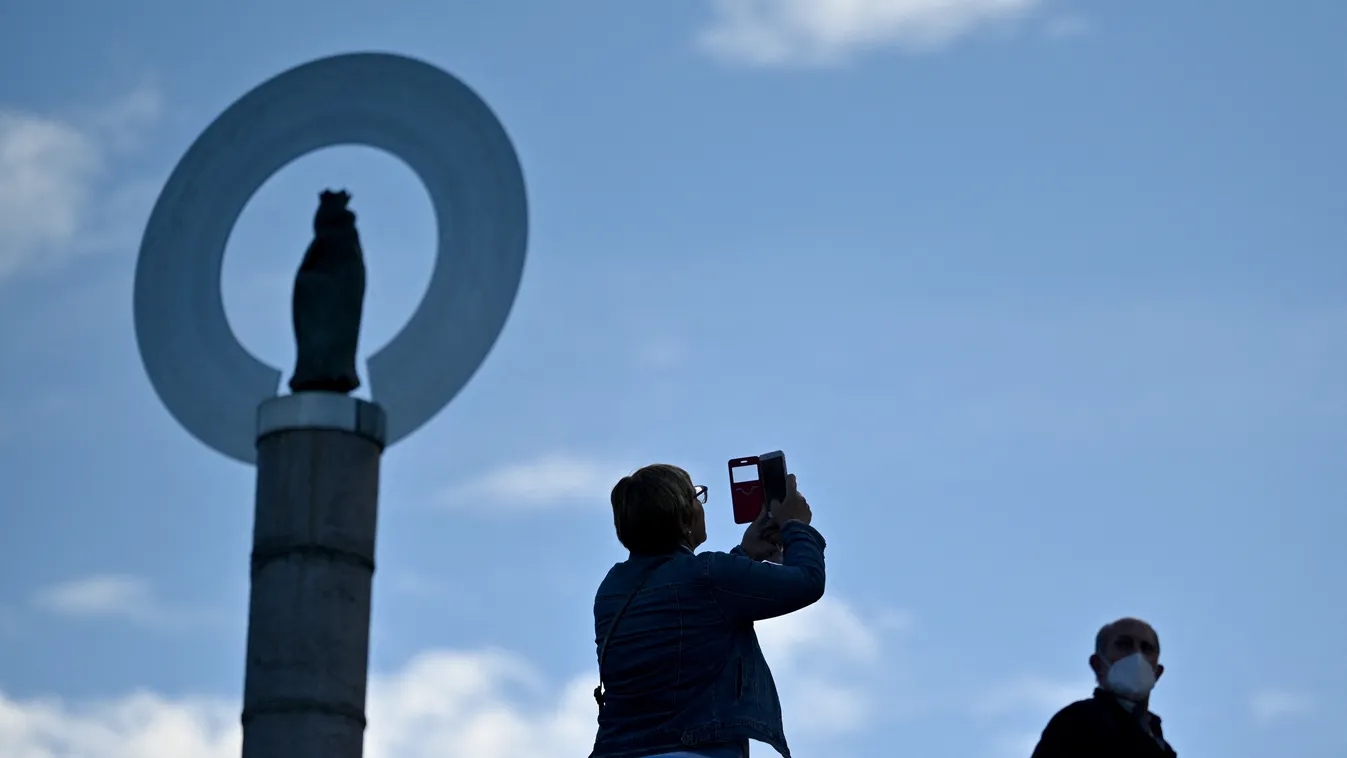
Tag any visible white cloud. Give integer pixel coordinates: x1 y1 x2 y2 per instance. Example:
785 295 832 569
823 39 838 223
756 596 883 665
0 597 893 758
1249 689 1316 726
0 85 161 283
0 689 240 758
755 597 896 733
698 0 1045 67
974 676 1093 717
365 649 595 758
86 83 164 151
34 575 156 618
33 575 214 630
440 454 629 510
0 112 100 279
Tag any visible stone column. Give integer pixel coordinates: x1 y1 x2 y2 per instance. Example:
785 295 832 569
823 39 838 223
241 392 387 758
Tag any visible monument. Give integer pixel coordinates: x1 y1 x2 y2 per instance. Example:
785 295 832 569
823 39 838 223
132 53 529 758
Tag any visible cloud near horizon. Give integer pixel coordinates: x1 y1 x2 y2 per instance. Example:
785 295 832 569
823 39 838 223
31 574 219 631
1249 689 1317 726
697 0 1049 66
0 83 162 285
0 596 895 758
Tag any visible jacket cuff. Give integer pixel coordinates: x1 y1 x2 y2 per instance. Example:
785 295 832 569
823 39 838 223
781 520 826 550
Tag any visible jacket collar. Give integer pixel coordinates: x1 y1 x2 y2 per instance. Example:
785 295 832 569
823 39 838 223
628 545 694 561
1093 688 1164 735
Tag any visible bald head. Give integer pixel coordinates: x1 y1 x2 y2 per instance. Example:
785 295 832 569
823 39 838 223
1095 617 1160 659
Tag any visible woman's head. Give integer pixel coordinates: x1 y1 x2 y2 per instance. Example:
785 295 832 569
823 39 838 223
611 464 708 554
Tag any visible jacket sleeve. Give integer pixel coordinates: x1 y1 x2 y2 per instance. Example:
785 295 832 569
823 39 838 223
706 521 826 624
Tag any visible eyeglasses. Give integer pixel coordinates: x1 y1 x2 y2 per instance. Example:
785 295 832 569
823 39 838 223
693 484 708 504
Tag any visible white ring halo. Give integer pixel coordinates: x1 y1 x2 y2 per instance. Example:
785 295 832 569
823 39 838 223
133 52 529 465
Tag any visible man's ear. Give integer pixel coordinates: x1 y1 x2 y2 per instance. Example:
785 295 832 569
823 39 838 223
1154 663 1164 681
1088 654 1105 678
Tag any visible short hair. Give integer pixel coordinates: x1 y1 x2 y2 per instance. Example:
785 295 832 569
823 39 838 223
1095 617 1161 657
611 464 697 554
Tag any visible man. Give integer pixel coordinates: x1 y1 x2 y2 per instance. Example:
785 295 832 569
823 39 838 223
1030 617 1178 758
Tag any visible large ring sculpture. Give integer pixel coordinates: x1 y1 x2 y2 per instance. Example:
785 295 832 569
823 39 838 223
133 52 529 465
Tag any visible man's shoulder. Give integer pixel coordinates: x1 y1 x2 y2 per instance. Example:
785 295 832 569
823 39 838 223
1054 695 1106 715
1045 695 1114 731
1031 696 1116 758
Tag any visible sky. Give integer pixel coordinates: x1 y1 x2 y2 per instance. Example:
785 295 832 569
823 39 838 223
1 0 1345 756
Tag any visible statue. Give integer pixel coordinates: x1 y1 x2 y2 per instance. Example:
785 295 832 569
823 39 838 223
289 190 366 394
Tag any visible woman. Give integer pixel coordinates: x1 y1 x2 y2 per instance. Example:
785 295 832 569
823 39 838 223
589 463 826 758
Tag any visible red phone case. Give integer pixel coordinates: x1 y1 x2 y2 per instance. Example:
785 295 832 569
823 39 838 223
728 456 765 524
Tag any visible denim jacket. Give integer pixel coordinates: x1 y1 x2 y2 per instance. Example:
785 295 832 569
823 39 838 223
589 521 827 758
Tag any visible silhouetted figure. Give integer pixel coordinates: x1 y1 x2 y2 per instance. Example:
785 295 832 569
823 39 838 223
1031 617 1178 758
590 464 824 758
289 190 366 394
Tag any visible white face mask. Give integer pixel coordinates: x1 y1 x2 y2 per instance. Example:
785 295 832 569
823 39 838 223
1102 652 1157 701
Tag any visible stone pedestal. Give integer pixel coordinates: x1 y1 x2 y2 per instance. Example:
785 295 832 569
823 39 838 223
241 393 386 758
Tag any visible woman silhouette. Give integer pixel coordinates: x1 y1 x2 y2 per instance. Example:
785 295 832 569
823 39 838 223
589 464 826 758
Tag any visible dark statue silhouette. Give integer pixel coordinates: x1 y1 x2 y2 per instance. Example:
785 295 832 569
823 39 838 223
289 190 366 394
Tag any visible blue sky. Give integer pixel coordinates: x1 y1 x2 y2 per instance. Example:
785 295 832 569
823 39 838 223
1 1 1344 756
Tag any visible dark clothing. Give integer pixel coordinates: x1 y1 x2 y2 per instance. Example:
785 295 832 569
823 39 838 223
1031 688 1177 758
589 521 827 758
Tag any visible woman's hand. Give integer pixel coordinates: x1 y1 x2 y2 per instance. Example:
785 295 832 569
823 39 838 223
769 474 811 527
739 505 783 562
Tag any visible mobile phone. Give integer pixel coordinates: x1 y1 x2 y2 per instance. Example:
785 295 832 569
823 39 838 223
728 456 765 524
758 450 789 515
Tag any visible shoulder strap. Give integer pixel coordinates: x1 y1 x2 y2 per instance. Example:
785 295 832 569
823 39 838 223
593 555 675 713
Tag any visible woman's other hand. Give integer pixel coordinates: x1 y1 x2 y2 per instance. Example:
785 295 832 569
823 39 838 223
739 506 783 562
